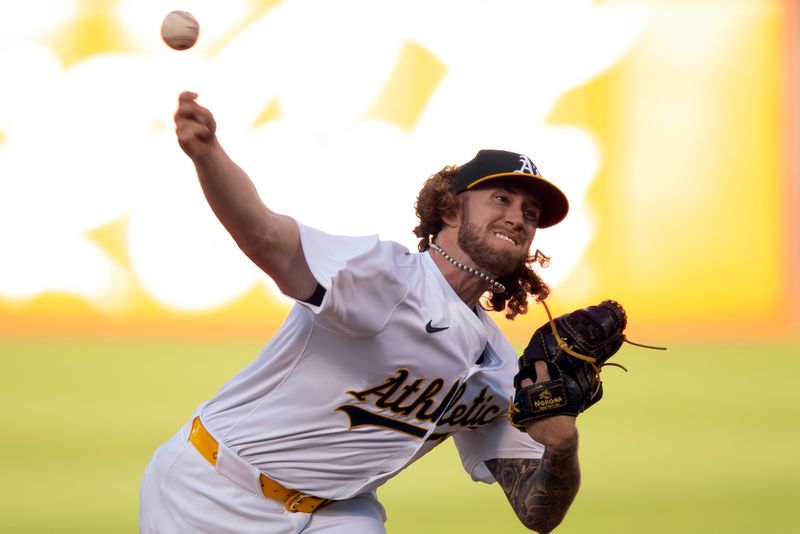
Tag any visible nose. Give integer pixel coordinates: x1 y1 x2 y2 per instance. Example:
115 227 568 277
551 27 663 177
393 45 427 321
504 203 524 229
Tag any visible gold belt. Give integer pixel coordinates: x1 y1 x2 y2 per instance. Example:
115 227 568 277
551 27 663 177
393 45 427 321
189 416 333 513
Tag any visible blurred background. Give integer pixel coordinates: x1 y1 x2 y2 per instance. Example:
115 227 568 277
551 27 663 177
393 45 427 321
0 0 797 532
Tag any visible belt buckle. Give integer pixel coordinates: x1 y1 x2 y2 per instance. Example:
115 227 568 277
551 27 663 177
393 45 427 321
284 492 314 513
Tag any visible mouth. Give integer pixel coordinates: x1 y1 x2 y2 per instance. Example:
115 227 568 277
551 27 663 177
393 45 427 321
493 232 518 247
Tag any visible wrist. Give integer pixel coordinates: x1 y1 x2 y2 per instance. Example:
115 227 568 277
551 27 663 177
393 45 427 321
525 415 579 452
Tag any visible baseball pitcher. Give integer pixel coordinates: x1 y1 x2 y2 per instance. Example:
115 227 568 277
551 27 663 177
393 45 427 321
139 91 638 534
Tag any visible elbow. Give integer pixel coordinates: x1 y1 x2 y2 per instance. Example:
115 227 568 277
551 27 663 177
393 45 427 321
231 214 284 268
513 496 575 533
234 226 276 263
236 233 267 258
519 515 564 534
234 235 282 280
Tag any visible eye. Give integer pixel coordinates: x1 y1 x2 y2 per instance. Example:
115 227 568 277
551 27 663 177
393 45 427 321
494 194 510 204
523 209 540 223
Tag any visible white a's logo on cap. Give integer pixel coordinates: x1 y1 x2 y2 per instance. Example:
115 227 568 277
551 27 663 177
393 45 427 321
515 154 537 175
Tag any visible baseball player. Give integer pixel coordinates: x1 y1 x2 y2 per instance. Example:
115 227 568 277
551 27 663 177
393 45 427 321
139 91 585 534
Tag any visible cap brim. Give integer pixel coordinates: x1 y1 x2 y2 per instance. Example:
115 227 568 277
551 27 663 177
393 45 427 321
466 173 569 228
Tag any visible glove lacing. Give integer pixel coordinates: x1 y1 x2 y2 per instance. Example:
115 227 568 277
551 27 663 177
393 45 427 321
540 300 666 399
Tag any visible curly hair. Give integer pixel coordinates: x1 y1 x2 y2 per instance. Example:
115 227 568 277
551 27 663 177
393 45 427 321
412 166 550 319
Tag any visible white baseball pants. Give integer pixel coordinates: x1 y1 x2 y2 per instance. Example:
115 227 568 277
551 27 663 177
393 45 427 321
139 419 387 534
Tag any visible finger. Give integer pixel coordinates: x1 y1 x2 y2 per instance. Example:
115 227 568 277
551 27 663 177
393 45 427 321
521 378 534 388
533 361 550 383
178 91 198 103
175 117 211 140
175 97 202 119
174 92 215 141
174 101 212 131
175 91 206 118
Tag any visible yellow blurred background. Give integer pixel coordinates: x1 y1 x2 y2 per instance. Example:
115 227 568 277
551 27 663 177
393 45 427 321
0 1 798 533
0 0 796 344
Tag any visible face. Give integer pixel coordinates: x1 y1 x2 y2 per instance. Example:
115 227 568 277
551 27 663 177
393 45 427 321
456 184 541 277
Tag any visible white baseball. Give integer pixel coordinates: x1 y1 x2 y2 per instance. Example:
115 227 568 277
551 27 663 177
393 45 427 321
161 10 199 50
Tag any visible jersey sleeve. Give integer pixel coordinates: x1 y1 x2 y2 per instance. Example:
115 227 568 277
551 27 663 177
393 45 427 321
295 220 409 336
453 416 545 484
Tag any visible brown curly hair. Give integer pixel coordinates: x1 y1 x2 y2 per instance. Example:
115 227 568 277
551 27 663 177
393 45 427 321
412 166 551 319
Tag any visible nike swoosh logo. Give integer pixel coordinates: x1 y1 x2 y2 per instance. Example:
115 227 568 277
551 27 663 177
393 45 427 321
426 320 449 334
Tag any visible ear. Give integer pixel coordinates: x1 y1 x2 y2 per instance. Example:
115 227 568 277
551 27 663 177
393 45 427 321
441 212 458 229
440 197 463 229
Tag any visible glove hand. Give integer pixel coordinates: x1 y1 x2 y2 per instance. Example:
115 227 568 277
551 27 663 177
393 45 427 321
509 300 628 430
518 361 579 450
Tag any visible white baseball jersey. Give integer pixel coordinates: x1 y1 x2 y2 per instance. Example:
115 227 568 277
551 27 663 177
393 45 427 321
198 221 544 500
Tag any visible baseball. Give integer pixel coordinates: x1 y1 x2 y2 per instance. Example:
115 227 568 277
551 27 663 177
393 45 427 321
161 10 199 50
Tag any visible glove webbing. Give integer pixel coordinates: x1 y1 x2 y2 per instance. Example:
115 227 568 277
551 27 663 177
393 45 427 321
539 300 667 398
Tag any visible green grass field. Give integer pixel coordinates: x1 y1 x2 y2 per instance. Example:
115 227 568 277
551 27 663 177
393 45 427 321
1 336 798 533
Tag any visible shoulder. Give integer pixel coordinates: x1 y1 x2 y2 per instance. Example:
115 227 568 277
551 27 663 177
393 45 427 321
296 220 411 286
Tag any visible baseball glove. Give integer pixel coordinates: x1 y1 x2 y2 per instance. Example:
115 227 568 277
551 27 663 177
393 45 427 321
508 299 632 430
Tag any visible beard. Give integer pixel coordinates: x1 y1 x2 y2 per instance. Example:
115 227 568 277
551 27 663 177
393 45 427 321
457 220 527 278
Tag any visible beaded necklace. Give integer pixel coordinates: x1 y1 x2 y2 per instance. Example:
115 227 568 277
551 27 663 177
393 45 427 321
430 243 506 294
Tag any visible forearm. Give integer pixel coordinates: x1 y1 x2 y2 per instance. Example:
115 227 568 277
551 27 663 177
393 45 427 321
174 91 315 298
191 144 314 297
191 141 274 252
486 436 580 533
524 438 580 532
174 92 278 253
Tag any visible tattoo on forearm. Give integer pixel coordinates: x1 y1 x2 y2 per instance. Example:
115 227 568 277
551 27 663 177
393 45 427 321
486 451 580 532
